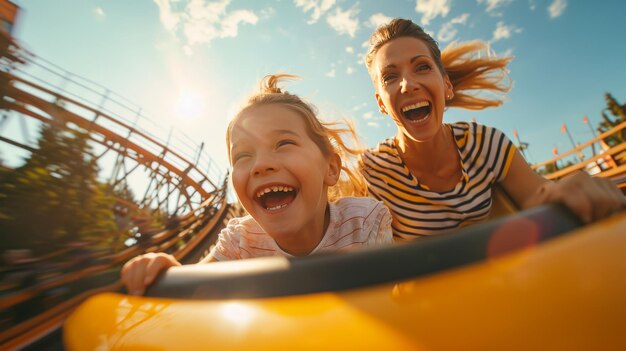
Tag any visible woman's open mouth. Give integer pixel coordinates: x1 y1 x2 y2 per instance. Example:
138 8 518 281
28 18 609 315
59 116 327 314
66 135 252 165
401 101 431 123
255 186 297 211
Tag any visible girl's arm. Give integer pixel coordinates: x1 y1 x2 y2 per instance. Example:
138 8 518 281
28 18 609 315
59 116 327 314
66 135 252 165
198 252 219 264
121 252 181 296
121 252 219 296
501 150 625 223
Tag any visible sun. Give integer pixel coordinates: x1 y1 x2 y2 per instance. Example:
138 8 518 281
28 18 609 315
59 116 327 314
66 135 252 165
174 89 205 120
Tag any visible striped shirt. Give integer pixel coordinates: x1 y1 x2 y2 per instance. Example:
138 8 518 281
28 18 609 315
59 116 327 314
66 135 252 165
210 197 393 261
360 122 516 240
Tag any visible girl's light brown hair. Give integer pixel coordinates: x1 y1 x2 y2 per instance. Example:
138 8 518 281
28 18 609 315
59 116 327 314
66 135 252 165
226 74 367 201
365 18 512 110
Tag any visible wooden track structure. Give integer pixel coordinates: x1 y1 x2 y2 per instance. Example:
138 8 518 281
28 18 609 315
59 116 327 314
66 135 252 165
0 26 243 350
530 121 626 191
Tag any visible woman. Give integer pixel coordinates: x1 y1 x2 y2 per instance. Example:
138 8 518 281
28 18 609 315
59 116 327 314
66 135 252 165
360 18 624 239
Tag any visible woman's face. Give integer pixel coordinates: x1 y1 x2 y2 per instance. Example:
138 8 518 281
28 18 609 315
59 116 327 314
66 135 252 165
372 36 453 142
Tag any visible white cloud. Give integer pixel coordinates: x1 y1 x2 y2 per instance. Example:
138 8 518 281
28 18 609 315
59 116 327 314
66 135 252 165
356 52 364 66
220 10 259 37
362 111 387 122
367 121 380 128
501 48 514 57
437 22 457 42
548 0 567 18
415 0 451 26
326 6 359 37
352 102 368 111
325 68 336 78
346 66 354 75
367 13 393 28
259 7 276 20
294 0 336 24
451 13 470 25
437 13 469 42
492 21 522 42
477 0 513 13
153 0 259 47
154 0 180 30
345 46 354 54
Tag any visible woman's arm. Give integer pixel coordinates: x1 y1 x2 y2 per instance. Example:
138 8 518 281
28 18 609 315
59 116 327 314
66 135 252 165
500 150 547 209
501 150 625 223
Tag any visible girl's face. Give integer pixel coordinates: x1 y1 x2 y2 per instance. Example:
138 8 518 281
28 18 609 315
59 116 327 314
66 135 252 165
373 36 453 142
229 104 340 250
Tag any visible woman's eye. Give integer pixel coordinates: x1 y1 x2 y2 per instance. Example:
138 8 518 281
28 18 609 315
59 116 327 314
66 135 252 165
416 63 431 72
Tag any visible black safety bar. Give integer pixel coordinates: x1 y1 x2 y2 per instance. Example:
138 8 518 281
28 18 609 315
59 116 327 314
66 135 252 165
145 204 581 299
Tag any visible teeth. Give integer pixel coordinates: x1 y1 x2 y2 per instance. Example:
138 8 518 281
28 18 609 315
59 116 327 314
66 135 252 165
267 204 288 211
256 186 294 198
402 101 429 112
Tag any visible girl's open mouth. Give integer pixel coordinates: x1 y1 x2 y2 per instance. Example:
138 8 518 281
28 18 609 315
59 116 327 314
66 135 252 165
255 186 297 211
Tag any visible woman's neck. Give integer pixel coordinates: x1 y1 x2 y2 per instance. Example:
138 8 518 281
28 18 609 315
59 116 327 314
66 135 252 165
395 124 462 191
395 125 454 170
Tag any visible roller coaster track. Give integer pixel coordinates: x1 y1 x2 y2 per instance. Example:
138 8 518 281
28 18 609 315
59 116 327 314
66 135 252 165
530 121 626 191
0 27 242 350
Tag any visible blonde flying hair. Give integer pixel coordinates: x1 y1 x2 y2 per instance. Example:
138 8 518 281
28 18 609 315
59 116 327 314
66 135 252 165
226 74 367 201
365 18 512 110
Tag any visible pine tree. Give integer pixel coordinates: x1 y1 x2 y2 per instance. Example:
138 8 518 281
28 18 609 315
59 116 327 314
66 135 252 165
0 123 116 254
605 93 626 121
597 93 625 146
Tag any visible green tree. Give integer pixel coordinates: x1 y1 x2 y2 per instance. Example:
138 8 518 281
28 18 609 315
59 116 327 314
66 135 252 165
606 93 626 121
598 93 626 146
0 123 116 255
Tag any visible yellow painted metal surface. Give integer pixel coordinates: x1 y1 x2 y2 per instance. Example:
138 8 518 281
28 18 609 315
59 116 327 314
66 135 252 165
64 213 626 351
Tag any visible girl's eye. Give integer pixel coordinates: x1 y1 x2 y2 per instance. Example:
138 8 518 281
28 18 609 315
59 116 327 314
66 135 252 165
381 74 397 84
232 153 250 163
277 140 295 148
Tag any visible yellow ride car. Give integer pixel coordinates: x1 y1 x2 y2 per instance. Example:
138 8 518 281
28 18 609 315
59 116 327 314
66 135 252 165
64 205 626 350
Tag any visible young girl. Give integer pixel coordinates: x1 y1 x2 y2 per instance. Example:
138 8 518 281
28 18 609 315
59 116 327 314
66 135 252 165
122 74 393 295
360 18 625 239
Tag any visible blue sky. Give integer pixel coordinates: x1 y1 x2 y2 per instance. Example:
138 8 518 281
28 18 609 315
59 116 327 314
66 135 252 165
7 0 626 174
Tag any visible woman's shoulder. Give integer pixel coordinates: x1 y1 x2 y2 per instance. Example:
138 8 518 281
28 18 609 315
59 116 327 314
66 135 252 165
362 138 403 170
448 121 507 138
364 137 396 156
